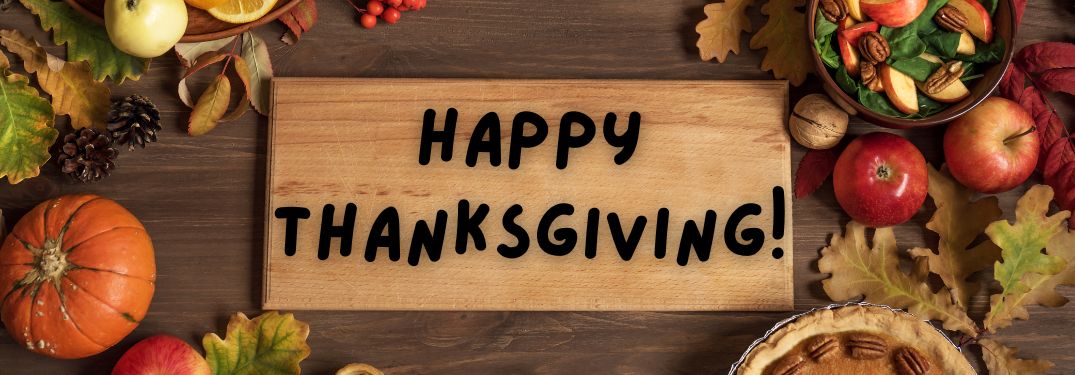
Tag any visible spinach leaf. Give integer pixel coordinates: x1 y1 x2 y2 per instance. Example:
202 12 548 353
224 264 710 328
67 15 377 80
917 94 946 117
922 31 962 58
890 56 941 81
814 12 841 69
882 24 926 60
961 73 985 81
858 89 903 117
957 38 1004 63
911 0 951 34
835 65 859 95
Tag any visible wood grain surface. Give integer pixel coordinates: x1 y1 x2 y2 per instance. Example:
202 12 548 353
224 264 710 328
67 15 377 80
1 1 1074 374
266 79 792 311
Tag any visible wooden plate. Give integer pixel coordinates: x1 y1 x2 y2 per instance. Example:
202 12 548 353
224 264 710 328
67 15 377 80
65 0 303 43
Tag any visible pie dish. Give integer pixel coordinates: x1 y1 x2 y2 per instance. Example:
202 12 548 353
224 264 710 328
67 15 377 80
735 304 974 375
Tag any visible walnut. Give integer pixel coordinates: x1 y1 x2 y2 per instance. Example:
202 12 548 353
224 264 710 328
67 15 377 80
860 62 884 92
819 0 848 22
923 61 965 94
858 32 891 64
805 334 840 362
788 94 848 150
934 5 968 33
845 332 887 359
893 347 932 375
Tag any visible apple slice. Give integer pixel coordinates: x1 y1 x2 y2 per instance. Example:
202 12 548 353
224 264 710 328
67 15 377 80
860 0 927 27
839 34 862 76
846 0 865 21
837 17 856 31
880 64 919 114
839 21 879 45
956 31 976 55
917 79 970 103
918 52 942 64
947 0 993 42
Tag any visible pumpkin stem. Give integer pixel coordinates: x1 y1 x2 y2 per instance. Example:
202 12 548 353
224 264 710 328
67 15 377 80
35 238 68 282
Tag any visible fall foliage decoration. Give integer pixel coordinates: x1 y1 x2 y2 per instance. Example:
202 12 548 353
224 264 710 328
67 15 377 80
202 311 311 375
175 32 274 135
0 194 155 359
820 167 1074 374
696 0 810 85
278 0 318 44
793 149 837 198
57 127 118 183
0 45 56 184
0 29 111 130
347 0 429 30
108 95 163 150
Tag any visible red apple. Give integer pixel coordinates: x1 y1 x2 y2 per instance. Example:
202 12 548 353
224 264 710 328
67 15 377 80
112 335 210 375
839 21 879 45
834 132 928 227
944 97 1039 193
838 34 862 76
947 0 993 42
861 0 928 27
880 64 919 114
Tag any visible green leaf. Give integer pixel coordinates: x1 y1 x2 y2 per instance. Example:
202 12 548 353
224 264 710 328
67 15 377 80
910 0 950 34
958 38 1005 64
890 56 941 81
203 311 311 375
0 51 57 184
834 65 858 95
20 0 149 83
984 185 1072 333
858 87 903 117
881 24 926 60
916 93 945 117
922 31 962 59
813 12 840 69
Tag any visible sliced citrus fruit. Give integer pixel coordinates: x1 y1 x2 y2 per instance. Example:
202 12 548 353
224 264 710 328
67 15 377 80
207 0 278 24
186 0 227 10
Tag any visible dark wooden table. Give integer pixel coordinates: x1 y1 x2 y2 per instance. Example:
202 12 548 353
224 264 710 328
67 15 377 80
2 1 1074 374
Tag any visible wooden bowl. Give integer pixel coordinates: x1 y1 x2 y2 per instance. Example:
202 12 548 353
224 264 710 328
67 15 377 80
806 0 1016 129
65 0 303 43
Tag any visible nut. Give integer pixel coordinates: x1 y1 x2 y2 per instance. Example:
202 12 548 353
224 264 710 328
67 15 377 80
858 32 891 64
893 347 932 375
336 363 384 375
805 334 840 362
934 5 968 33
923 61 965 94
860 62 884 92
771 354 806 375
845 332 887 360
789 94 848 150
820 0 849 22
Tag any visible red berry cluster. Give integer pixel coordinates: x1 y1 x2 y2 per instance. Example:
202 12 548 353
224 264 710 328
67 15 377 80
349 0 428 29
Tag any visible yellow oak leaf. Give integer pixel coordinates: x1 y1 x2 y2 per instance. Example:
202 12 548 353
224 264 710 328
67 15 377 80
984 185 1071 333
980 338 1054 375
0 43 56 184
986 226 1075 332
696 0 754 63
749 0 811 86
909 165 1002 308
819 221 978 336
203 311 311 375
0 29 110 130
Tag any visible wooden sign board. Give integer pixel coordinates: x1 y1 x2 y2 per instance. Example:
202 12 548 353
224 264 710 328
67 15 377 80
265 78 792 311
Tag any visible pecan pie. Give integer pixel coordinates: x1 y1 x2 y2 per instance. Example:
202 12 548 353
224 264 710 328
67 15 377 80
735 305 974 375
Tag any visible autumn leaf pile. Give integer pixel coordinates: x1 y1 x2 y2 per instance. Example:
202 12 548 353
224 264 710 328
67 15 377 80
695 0 811 86
820 166 1073 374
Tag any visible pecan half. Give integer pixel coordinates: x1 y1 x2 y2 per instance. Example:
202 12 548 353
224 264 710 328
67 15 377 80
858 32 891 64
934 5 968 33
923 61 965 94
846 333 887 359
860 62 884 92
805 334 840 362
894 347 932 375
771 354 806 375
820 0 848 22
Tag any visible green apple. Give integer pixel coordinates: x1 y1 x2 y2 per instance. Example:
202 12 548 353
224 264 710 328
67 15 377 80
105 0 188 58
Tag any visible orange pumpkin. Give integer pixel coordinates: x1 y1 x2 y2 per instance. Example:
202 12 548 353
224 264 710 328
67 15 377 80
0 194 155 359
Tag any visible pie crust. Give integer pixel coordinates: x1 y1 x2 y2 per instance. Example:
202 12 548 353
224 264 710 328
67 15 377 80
735 305 975 375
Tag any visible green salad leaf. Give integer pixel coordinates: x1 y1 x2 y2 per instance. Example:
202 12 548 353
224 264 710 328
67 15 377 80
814 12 840 69
890 56 941 81
958 38 1005 64
911 0 950 34
923 31 962 58
881 24 927 60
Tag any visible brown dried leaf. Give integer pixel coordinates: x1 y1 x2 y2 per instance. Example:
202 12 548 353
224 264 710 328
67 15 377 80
696 0 754 63
980 338 1053 375
819 221 978 336
749 0 811 85
0 29 109 130
174 36 236 68
908 165 1002 308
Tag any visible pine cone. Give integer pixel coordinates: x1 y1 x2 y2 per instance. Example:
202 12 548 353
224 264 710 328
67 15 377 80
57 128 118 183
107 95 161 151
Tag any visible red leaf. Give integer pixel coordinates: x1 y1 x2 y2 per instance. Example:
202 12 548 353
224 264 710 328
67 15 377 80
1038 68 1075 96
278 0 318 45
1017 86 1065 156
999 64 1026 102
794 149 838 198
1013 0 1027 28
1015 42 1075 74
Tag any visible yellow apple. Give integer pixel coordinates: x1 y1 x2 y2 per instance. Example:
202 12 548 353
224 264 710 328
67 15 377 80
105 0 188 58
880 64 919 114
956 31 976 55
917 79 970 103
